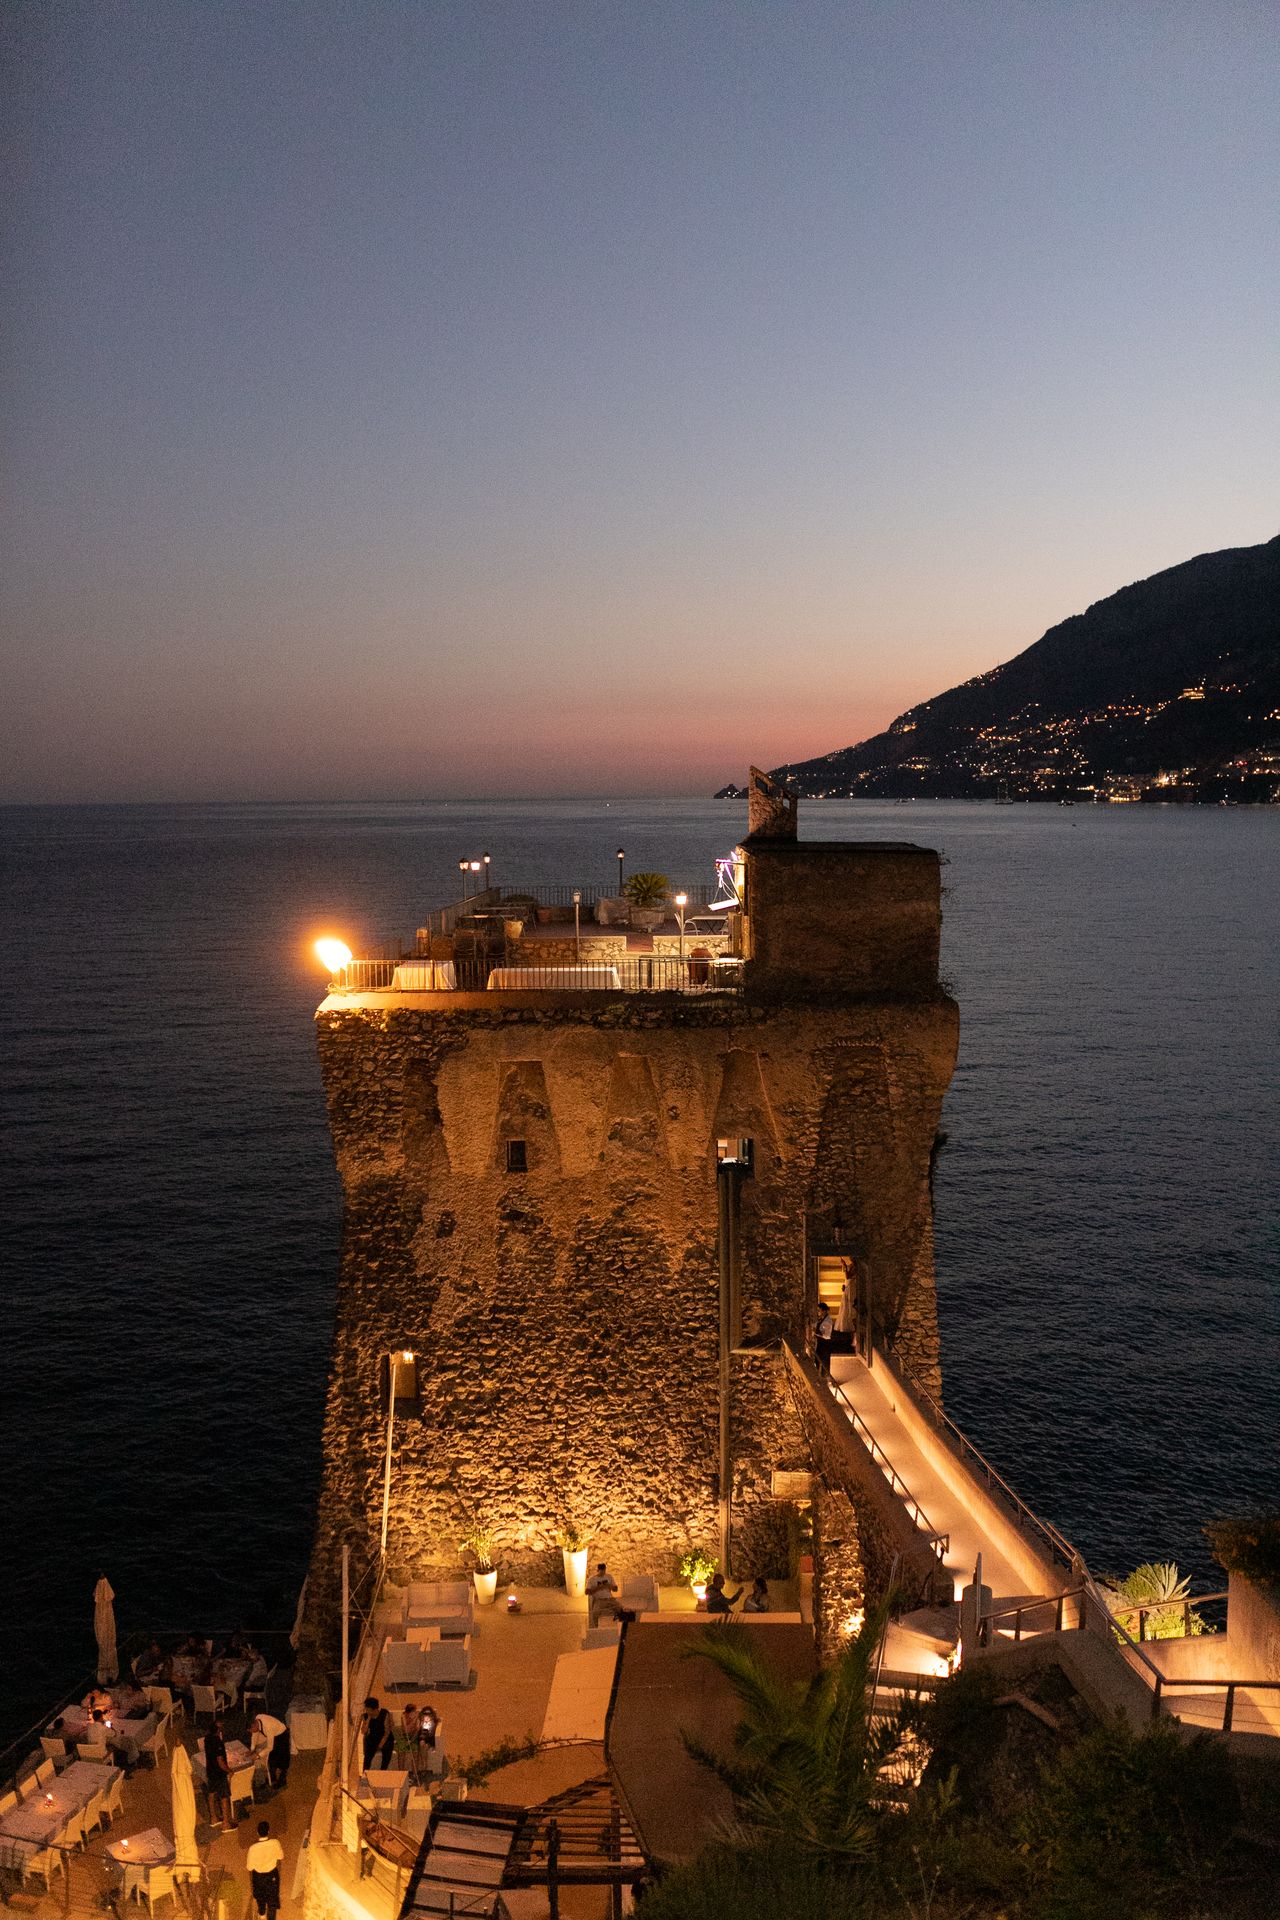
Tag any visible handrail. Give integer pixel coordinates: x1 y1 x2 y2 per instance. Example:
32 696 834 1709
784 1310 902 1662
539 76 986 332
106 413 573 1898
829 1378 950 1561
1107 1590 1228 1642
870 1344 1081 1574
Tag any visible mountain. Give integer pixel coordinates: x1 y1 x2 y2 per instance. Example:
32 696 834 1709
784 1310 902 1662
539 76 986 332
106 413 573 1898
727 535 1280 803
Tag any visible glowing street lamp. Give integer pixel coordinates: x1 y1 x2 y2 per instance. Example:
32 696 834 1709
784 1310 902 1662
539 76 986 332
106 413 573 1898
482 851 492 892
675 892 688 960
458 858 471 899
572 888 582 961
616 848 625 895
315 938 353 983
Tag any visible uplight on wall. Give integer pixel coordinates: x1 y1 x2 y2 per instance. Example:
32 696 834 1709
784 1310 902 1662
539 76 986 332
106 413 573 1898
315 938 353 980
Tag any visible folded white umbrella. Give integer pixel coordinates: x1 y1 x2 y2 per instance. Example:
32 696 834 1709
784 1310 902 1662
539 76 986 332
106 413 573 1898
171 1743 199 1875
94 1575 119 1684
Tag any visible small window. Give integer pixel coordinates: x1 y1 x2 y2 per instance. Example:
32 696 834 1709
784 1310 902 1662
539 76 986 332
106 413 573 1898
716 1136 753 1169
505 1139 528 1173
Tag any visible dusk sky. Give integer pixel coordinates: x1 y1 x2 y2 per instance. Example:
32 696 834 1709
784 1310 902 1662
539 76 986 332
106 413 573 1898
3 1 1276 801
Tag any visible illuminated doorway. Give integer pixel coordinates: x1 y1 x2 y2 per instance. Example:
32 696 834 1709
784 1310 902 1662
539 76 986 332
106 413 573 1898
816 1253 866 1355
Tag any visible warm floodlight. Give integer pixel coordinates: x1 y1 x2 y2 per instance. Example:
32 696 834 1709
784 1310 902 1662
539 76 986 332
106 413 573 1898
315 938 353 974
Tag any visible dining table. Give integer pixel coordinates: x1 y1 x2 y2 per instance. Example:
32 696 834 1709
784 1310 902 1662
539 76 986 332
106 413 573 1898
0 1760 114 1868
106 1826 174 1898
59 1704 158 1764
192 1737 256 1782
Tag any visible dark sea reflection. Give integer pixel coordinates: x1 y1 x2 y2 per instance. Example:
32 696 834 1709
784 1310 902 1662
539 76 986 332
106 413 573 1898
2 799 1277 1745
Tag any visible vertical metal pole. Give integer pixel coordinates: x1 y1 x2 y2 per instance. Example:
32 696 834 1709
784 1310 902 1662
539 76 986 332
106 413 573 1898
716 1162 734 1570
547 1819 560 1920
341 1543 350 1799
380 1371 396 1562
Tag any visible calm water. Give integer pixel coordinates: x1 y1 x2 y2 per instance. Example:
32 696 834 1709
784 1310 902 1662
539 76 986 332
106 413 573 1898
2 800 1277 1747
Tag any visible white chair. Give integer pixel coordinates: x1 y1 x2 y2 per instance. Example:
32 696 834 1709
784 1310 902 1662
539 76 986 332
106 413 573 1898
77 1740 109 1762
142 1864 176 1914
141 1712 170 1765
227 1762 257 1819
147 1685 184 1725
242 1664 274 1715
60 1809 88 1853
34 1757 55 1787
382 1639 430 1690
403 1581 474 1636
39 1737 67 1769
101 1769 126 1827
190 1684 222 1723
23 1847 65 1893
82 1783 109 1838
422 1637 471 1688
619 1573 659 1613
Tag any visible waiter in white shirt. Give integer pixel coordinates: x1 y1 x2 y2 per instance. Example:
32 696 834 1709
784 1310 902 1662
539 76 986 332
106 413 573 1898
246 1821 284 1920
250 1711 291 1789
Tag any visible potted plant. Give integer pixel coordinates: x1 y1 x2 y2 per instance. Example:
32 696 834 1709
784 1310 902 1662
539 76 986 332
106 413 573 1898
623 871 670 931
462 1523 499 1604
678 1548 717 1603
556 1521 590 1598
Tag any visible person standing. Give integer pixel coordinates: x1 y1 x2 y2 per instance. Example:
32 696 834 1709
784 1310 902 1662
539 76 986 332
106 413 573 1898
250 1711 291 1789
246 1820 284 1920
360 1697 394 1771
815 1304 835 1373
204 1717 233 1830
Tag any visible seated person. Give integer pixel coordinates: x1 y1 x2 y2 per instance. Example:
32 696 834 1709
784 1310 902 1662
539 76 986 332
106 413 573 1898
82 1685 114 1714
244 1647 269 1689
418 1704 439 1751
704 1572 744 1615
585 1563 619 1628
134 1640 166 1683
742 1578 771 1614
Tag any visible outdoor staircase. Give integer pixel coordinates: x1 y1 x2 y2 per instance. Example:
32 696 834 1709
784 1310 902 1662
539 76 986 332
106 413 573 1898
404 1803 520 1919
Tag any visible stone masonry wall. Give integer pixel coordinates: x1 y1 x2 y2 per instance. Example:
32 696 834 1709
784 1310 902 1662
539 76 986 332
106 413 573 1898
301 991 956 1664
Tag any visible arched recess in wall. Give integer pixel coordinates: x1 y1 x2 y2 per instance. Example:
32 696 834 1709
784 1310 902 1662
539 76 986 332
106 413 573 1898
599 1053 670 1169
489 1060 562 1176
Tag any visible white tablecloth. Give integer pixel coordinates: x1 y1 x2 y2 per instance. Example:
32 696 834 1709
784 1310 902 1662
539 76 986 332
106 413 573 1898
0 1761 111 1865
391 961 457 990
60 1705 157 1761
287 1697 330 1750
107 1826 173 1896
487 966 622 991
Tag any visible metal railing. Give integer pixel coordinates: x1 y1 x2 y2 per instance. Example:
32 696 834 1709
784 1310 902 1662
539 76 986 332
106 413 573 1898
421 880 720 936
326 956 745 996
1108 1590 1229 1642
1150 1676 1280 1735
829 1377 950 1560
870 1345 1080 1577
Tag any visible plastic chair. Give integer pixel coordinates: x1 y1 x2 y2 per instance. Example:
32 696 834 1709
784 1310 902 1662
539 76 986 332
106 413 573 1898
39 1737 67 1769
142 1864 176 1913
34 1757 55 1787
190 1684 221 1723
81 1783 108 1838
147 1685 185 1725
77 1740 109 1762
23 1847 65 1892
101 1769 126 1826
0 1788 16 1816
141 1713 170 1765
227 1761 257 1818
241 1664 275 1715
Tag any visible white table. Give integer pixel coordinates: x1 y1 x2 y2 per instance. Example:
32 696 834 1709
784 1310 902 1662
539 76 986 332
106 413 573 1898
60 1704 157 1763
487 965 622 990
0 1761 111 1866
287 1697 329 1751
107 1826 173 1897
391 961 457 990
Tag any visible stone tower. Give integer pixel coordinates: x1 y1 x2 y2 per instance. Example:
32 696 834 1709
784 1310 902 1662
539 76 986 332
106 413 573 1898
301 781 957 1652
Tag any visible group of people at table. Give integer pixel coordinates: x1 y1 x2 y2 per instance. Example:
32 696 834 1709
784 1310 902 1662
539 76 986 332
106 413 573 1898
359 1698 439 1779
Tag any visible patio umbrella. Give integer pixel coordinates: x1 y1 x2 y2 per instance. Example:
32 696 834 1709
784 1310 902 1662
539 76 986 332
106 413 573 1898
94 1575 119 1683
171 1743 199 1877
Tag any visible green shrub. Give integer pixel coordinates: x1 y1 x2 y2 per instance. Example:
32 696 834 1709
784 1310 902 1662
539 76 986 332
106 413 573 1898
1102 1561 1207 1639
1205 1508 1280 1586
623 870 669 908
1024 1716 1239 1919
639 1842 872 1920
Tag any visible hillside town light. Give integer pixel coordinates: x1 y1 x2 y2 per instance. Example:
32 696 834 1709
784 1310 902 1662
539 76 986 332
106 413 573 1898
573 888 582 961
380 1348 416 1562
315 938 353 981
675 892 688 959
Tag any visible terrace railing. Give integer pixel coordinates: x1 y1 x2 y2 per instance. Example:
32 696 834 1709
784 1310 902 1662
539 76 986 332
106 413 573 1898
325 956 745 996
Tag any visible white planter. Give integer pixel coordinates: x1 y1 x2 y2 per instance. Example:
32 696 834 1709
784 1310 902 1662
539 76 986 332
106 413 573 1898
473 1569 498 1605
563 1547 589 1598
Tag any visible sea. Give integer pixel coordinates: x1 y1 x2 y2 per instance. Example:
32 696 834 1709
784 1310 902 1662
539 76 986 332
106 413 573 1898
2 798 1277 1750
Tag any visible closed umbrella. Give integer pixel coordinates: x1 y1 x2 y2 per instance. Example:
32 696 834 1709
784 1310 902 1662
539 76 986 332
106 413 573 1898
94 1576 119 1684
171 1743 199 1878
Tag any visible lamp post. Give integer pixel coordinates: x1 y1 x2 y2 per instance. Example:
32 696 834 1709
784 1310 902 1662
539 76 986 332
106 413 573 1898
675 892 688 960
616 848 625 896
482 851 492 895
380 1349 415 1562
458 858 470 900
572 888 582 962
